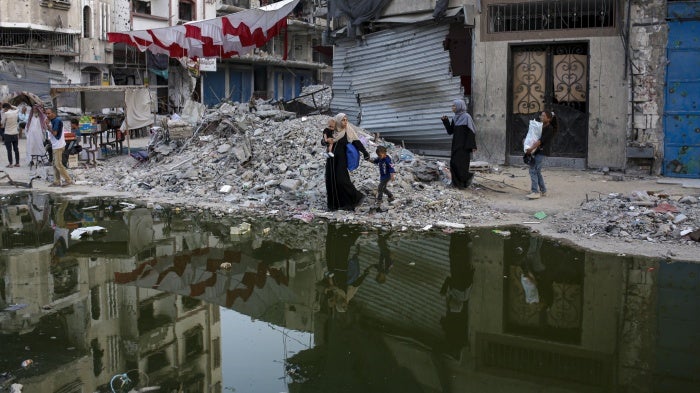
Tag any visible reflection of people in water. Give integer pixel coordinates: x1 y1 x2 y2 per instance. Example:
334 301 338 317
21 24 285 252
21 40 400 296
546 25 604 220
322 224 369 313
51 200 70 263
373 230 393 284
439 231 475 358
519 234 583 337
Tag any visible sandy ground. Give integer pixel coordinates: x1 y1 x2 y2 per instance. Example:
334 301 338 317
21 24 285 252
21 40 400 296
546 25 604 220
2 135 699 262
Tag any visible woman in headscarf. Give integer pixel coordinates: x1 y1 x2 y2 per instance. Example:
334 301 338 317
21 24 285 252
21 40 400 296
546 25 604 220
322 113 370 211
441 99 477 189
24 105 49 167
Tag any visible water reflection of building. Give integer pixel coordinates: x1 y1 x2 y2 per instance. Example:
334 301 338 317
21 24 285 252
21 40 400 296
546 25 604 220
299 227 697 392
0 196 222 392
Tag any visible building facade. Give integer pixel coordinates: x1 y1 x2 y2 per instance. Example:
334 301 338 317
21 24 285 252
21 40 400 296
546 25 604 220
328 0 694 176
0 0 113 102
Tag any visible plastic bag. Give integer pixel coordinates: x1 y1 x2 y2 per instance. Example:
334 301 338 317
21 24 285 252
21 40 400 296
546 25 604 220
520 274 540 304
523 119 543 152
346 143 360 171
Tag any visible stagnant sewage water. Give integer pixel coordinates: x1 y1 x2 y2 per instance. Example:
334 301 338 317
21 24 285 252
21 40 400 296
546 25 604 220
0 193 698 393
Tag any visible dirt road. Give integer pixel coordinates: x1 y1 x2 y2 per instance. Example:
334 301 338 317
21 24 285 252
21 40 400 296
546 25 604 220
2 134 698 262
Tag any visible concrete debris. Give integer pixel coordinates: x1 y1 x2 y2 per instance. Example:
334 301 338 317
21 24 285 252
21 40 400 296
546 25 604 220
553 190 700 244
296 85 332 111
66 99 700 244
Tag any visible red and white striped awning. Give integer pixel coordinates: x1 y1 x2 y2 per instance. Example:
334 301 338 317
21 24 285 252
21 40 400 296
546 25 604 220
107 0 299 59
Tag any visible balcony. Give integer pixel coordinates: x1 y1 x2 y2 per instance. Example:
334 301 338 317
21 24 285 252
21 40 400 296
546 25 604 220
0 29 77 56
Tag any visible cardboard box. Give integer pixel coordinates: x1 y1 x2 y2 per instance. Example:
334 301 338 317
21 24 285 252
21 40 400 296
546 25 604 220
68 155 79 168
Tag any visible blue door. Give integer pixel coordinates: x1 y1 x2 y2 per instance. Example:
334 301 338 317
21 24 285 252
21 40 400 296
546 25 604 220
229 70 243 103
202 70 226 106
654 261 700 392
664 2 700 177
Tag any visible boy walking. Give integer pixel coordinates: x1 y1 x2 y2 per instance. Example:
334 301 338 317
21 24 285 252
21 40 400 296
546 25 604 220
373 146 395 209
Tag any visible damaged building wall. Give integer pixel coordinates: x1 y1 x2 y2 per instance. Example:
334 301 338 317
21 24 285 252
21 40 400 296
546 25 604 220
472 5 628 169
587 36 629 169
0 0 81 32
628 0 667 173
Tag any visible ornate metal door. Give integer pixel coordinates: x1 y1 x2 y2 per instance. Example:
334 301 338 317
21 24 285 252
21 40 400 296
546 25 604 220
508 44 589 159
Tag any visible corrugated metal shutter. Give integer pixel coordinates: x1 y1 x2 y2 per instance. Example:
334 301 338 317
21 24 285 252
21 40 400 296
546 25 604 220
332 24 464 154
331 40 361 124
353 235 451 340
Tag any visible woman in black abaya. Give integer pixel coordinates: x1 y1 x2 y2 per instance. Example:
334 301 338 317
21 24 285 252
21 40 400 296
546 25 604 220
323 113 370 211
441 99 477 189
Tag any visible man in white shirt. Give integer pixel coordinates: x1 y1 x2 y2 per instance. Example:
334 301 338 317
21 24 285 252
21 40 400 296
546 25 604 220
1 103 20 167
44 108 72 186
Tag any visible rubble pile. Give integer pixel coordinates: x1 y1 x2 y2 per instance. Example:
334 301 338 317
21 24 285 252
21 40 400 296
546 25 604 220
69 102 700 250
296 85 332 111
552 191 700 245
74 106 500 229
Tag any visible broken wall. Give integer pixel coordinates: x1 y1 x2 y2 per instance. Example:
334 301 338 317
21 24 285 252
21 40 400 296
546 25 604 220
628 0 667 173
0 0 81 33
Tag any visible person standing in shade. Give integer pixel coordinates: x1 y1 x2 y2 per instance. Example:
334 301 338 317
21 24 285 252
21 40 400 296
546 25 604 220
44 108 72 187
525 110 558 199
441 99 477 189
1 103 20 167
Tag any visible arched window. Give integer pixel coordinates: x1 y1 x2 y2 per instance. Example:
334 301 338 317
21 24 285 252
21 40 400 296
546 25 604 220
83 6 91 38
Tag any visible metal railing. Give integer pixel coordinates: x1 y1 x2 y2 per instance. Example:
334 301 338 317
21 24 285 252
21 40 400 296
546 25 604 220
0 29 77 55
488 0 616 33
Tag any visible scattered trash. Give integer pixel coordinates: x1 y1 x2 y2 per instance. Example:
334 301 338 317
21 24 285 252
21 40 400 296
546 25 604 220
20 360 33 369
408 262 416 266
119 202 137 210
219 185 233 194
10 384 23 393
421 224 433 231
492 229 511 237
70 226 107 240
220 262 232 271
533 211 547 220
435 221 466 229
652 203 679 214
292 212 314 223
230 222 251 236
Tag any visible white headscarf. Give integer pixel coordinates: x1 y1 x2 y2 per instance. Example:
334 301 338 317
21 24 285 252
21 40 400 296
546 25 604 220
333 113 360 142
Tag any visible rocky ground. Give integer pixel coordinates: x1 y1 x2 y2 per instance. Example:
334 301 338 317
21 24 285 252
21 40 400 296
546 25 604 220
2 97 699 262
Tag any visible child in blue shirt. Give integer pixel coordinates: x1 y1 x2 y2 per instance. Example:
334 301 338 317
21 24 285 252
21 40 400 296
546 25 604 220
373 146 395 208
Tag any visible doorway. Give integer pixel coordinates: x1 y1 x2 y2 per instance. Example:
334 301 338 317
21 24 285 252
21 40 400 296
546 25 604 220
508 43 589 167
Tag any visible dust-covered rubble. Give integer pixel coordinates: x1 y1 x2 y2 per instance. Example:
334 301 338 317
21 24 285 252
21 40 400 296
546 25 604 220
72 106 502 230
67 101 700 251
551 190 700 247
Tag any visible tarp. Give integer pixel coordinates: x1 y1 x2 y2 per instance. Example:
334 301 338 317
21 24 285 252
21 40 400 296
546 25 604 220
107 0 299 60
329 0 392 37
123 88 153 130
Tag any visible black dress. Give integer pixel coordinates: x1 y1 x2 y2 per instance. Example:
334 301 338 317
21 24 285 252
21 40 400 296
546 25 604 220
323 133 369 211
442 118 477 189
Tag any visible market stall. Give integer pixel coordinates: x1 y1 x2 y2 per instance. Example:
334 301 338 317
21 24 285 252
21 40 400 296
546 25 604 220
50 85 154 157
